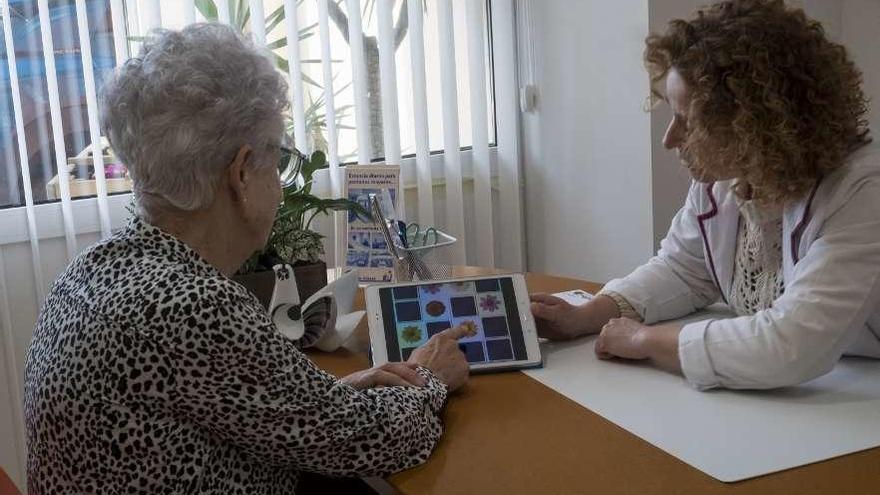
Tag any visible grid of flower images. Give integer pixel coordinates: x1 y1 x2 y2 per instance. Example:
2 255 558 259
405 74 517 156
391 279 515 363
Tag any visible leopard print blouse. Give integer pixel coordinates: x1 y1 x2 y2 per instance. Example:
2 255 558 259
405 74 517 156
24 216 447 494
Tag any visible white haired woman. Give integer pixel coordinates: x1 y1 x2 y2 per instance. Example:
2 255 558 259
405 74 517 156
24 24 469 494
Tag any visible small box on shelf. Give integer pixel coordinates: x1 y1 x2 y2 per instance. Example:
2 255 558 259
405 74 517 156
46 139 133 200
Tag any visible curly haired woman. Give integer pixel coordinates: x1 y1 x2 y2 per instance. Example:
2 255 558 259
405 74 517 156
531 0 880 390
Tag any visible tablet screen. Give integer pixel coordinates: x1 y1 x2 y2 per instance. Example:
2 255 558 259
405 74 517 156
378 277 529 364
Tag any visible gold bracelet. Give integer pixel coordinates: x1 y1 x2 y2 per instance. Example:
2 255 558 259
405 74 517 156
597 290 643 322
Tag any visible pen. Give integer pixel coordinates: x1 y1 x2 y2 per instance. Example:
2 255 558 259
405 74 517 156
396 220 409 248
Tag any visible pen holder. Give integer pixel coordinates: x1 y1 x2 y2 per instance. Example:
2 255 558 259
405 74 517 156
394 229 457 282
370 196 457 282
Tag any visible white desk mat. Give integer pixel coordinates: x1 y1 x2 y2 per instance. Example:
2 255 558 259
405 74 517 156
523 306 880 482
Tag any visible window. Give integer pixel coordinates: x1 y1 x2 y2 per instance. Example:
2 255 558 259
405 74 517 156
0 0 497 209
281 0 497 162
1 0 117 208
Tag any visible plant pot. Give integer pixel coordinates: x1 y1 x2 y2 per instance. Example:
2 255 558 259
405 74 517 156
232 270 276 310
291 260 329 305
233 260 328 310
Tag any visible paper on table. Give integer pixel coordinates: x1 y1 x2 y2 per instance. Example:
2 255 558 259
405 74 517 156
526 302 880 482
552 289 594 306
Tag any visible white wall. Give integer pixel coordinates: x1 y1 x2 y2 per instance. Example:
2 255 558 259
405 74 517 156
832 0 880 137
648 0 706 250
522 0 654 283
1 233 102 493
793 1 880 135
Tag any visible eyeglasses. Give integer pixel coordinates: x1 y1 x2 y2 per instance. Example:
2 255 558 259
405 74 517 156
277 135 306 188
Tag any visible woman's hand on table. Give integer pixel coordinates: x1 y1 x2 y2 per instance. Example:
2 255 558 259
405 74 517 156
530 293 620 340
595 319 683 374
341 362 428 390
408 324 475 392
595 318 651 359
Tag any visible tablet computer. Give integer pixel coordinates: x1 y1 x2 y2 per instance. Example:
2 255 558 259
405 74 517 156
365 274 543 373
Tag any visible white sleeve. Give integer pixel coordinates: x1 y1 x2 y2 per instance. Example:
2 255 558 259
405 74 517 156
679 180 880 390
603 181 721 324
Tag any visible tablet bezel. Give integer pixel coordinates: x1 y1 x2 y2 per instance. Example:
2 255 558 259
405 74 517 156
365 274 542 373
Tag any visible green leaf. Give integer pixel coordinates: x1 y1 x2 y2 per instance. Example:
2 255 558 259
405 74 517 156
264 5 286 33
301 58 345 64
301 72 322 89
272 58 322 90
267 38 288 51
363 0 375 25
273 53 288 71
233 0 249 31
300 151 327 182
299 22 319 39
310 150 327 167
333 81 352 97
195 0 218 21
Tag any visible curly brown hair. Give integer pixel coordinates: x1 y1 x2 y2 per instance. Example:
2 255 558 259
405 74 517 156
645 0 871 203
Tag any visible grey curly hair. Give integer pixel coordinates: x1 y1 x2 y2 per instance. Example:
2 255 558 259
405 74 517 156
100 23 289 215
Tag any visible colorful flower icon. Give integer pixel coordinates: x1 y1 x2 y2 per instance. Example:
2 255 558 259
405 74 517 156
401 325 423 344
422 284 443 294
479 294 501 312
425 301 446 317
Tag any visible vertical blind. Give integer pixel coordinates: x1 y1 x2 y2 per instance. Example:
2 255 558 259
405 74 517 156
465 0 493 267
2 0 508 274
315 0 344 268
0 1 524 486
435 0 466 264
36 0 78 259
1 0 45 302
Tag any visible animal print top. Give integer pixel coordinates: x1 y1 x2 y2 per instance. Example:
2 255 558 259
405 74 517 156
24 216 447 494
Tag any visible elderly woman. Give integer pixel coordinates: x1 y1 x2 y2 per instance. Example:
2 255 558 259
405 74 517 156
532 0 880 390
24 24 469 493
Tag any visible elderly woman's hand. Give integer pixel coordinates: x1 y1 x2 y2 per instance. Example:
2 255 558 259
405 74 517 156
342 324 474 392
341 362 427 390
408 324 474 392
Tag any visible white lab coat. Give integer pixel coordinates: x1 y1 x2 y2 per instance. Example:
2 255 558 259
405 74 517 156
603 145 880 390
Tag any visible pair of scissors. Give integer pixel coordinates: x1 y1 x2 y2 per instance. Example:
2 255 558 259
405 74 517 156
371 196 400 258
405 223 438 247
396 220 409 248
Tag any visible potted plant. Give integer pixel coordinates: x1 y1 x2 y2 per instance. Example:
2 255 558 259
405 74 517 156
233 149 368 309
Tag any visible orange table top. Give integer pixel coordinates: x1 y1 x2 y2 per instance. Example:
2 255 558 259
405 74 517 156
308 267 880 495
